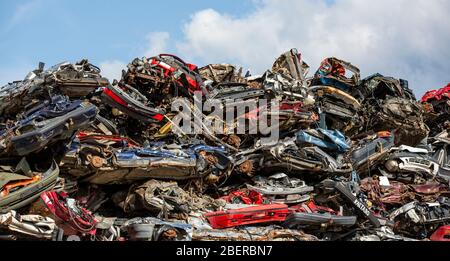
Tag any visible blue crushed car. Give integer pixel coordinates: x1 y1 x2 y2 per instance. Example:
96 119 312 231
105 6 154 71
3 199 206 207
0 95 98 156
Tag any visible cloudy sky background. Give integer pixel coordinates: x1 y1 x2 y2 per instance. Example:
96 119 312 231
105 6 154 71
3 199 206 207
0 0 449 97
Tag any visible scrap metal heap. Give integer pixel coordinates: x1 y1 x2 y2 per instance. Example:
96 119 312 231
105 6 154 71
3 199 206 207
0 49 449 241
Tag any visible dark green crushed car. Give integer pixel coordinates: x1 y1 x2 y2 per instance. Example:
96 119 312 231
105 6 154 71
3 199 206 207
0 160 59 213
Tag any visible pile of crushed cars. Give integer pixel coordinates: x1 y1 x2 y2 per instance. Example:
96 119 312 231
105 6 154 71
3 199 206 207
0 50 449 241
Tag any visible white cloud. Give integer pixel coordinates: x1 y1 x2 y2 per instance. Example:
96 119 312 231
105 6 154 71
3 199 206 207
176 0 450 96
99 60 127 82
144 32 170 57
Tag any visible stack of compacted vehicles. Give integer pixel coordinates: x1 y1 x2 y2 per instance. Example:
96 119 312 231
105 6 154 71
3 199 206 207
0 50 449 241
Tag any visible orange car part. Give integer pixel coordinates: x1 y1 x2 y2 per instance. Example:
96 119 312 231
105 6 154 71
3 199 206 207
377 131 391 138
0 175 41 197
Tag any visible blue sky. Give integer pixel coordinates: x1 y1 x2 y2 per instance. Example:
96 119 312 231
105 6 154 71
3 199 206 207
1 0 449 97
0 0 255 81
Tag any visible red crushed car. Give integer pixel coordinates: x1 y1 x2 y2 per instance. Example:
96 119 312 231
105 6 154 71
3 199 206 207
204 204 290 229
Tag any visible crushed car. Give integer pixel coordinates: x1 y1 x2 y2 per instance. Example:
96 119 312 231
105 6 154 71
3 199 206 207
0 49 449 242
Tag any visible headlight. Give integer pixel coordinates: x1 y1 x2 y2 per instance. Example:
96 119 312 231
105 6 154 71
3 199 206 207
385 160 400 172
